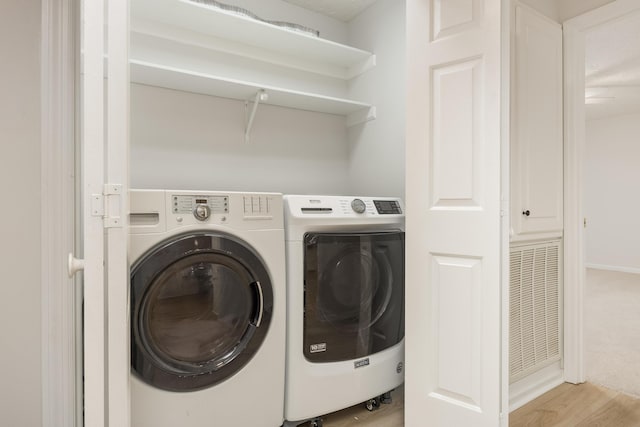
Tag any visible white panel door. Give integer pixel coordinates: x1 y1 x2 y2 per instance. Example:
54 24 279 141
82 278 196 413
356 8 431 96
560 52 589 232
511 4 563 240
405 0 506 425
80 0 130 426
81 0 106 423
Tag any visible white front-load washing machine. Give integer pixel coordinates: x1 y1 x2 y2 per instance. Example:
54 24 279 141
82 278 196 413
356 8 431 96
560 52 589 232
283 195 405 426
129 189 285 427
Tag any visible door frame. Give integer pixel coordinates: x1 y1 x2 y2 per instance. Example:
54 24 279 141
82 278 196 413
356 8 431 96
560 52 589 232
79 0 131 425
563 0 640 384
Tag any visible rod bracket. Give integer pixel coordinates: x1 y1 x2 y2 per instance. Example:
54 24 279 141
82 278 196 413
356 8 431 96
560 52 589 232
245 89 269 143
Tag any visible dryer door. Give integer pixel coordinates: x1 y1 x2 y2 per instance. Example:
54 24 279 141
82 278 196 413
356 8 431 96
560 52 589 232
130 233 273 391
303 231 405 363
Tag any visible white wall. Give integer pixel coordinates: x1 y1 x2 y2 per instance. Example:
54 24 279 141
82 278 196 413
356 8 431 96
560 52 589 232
0 1 43 426
346 0 406 198
130 84 350 194
585 113 640 273
130 0 354 195
131 0 407 198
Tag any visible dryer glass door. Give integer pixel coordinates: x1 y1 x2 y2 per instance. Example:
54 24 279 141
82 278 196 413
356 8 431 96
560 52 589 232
303 231 405 363
131 233 273 391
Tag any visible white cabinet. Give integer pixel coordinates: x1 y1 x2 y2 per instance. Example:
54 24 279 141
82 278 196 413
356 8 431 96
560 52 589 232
510 3 563 242
130 0 376 127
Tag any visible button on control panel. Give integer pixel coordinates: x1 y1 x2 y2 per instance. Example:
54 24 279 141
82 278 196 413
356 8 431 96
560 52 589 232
193 204 211 221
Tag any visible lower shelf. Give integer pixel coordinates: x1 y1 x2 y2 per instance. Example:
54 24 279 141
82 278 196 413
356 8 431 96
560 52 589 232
130 60 377 127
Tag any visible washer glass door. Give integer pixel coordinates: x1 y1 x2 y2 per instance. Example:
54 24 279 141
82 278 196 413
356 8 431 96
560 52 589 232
131 233 272 391
303 231 405 363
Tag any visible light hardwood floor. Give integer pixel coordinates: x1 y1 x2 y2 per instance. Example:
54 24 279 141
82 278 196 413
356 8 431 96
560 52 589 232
510 382 640 427
296 382 640 426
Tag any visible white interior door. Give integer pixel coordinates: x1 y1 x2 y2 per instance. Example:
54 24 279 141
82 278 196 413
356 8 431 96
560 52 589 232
405 0 507 426
79 0 130 425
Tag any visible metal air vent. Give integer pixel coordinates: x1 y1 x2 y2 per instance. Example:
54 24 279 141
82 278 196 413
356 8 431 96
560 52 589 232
509 240 562 382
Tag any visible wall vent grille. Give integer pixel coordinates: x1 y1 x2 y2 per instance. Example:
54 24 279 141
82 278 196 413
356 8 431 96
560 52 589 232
509 240 562 383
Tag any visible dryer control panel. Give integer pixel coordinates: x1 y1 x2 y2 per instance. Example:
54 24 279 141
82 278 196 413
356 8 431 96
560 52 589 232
286 195 404 221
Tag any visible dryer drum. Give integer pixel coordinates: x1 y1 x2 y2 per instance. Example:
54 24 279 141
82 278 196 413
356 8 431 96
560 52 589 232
130 232 273 392
316 247 393 332
302 231 405 363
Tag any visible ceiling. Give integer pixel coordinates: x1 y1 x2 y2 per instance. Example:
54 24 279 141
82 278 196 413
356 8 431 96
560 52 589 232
281 0 376 22
585 12 640 120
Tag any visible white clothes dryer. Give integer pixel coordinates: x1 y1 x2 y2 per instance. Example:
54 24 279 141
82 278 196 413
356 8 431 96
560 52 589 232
283 195 405 425
129 189 285 427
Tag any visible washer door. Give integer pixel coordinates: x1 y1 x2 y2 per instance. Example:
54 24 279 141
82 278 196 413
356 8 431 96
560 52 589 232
303 231 405 363
131 233 273 392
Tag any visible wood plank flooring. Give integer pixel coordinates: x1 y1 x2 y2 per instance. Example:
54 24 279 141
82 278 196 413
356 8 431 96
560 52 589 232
295 382 640 426
510 382 640 427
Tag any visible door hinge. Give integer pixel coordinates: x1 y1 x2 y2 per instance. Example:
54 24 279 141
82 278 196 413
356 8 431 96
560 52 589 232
91 184 123 228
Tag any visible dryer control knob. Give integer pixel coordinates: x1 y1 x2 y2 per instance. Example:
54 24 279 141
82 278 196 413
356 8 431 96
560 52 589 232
193 204 211 221
351 198 366 214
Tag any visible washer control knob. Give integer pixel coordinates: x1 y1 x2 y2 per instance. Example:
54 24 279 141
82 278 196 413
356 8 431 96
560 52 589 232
351 198 366 214
193 204 211 221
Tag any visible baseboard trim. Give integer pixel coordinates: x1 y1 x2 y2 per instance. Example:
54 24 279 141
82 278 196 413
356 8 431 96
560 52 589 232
586 263 640 275
509 362 564 412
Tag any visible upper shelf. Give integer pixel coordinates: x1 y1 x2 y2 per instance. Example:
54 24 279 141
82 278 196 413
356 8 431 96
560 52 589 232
131 0 376 80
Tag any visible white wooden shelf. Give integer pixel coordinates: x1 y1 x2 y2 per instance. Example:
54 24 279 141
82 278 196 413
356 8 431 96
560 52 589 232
131 0 376 80
131 60 376 127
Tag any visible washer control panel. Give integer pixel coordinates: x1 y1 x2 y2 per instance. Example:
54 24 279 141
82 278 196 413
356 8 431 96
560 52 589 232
172 195 229 217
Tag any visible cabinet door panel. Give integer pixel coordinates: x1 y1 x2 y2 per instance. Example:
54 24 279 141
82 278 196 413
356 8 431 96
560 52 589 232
511 4 563 240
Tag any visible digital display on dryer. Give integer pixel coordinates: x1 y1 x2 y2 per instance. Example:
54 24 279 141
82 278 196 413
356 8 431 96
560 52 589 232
373 200 402 214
